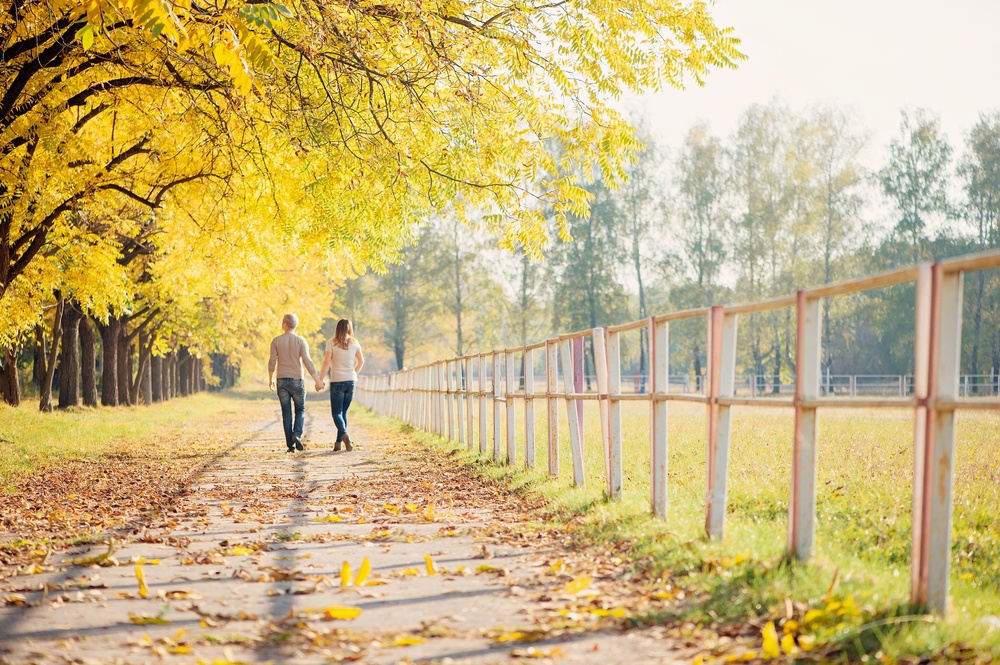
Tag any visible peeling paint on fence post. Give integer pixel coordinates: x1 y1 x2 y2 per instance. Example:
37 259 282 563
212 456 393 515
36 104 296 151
493 351 502 459
546 341 559 477
525 347 535 469
911 263 932 605
650 317 669 519
605 329 623 501
915 263 963 613
789 291 822 559
506 349 517 465
479 354 488 455
706 306 737 540
561 338 586 487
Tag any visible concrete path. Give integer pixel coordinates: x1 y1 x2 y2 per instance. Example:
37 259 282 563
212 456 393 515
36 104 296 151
0 399 696 664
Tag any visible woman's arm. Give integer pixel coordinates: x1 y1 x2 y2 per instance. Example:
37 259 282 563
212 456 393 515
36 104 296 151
354 346 365 374
318 350 332 387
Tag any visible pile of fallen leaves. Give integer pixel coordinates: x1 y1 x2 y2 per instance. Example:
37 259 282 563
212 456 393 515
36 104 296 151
0 429 238 577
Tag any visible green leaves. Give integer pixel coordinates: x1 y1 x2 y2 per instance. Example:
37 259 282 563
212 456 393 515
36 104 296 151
238 3 294 29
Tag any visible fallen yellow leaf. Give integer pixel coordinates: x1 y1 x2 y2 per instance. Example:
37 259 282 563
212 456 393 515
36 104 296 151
392 636 426 646
762 621 780 658
135 564 148 599
314 605 362 620
424 554 436 576
340 561 352 587
129 613 171 625
354 557 371 586
560 575 591 596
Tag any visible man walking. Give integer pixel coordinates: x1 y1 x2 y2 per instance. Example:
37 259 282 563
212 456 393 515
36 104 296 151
268 313 323 453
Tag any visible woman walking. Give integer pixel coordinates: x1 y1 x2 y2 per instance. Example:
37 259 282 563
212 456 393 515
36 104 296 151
318 319 364 451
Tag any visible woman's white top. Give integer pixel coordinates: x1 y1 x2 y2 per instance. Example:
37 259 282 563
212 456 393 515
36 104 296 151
326 338 361 382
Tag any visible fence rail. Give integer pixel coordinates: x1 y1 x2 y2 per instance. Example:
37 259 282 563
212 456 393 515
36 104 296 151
358 250 1000 614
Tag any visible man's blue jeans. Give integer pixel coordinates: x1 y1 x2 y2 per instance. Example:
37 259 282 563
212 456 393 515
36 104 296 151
276 378 305 449
329 380 355 442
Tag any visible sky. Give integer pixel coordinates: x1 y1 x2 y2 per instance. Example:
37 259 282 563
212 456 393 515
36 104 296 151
626 0 1000 166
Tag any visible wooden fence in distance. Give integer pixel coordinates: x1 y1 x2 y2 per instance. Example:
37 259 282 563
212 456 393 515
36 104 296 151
357 250 1000 614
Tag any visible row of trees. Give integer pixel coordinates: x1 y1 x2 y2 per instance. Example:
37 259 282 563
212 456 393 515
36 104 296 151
1 0 742 407
348 102 1000 389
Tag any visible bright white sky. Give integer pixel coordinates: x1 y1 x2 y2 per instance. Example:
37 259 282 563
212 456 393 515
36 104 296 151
625 0 1000 166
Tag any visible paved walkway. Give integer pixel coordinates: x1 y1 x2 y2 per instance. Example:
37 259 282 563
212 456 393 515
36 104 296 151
0 399 695 664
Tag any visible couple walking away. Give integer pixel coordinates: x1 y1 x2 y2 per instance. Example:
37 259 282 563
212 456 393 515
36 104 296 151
267 314 365 453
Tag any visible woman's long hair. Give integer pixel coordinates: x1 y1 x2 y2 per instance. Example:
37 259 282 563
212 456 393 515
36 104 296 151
333 319 355 350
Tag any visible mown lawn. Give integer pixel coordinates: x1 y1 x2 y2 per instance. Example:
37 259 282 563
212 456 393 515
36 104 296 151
0 390 274 487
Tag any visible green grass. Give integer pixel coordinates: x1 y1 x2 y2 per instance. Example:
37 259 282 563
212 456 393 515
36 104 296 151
0 391 271 486
356 397 1000 660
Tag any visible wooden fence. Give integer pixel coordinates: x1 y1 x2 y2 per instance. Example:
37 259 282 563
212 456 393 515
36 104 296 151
357 250 1000 614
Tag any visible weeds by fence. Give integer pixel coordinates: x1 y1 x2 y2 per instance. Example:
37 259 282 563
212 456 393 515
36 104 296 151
358 250 1000 614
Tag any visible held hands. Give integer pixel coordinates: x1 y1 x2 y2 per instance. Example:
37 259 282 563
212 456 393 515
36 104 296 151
314 380 326 392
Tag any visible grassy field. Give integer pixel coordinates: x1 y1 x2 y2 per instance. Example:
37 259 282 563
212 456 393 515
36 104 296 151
375 394 1000 658
0 392 273 486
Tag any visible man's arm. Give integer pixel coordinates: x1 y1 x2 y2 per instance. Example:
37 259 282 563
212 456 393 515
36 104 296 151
267 338 278 390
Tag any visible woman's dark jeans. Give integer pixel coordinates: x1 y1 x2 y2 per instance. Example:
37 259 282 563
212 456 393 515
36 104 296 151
329 380 355 442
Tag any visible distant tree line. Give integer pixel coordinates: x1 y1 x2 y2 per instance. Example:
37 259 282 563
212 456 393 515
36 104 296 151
348 102 1000 391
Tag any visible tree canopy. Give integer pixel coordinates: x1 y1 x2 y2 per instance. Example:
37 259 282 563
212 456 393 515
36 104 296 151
0 0 743 405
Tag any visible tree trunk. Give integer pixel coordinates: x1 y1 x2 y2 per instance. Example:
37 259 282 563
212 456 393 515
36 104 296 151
38 297 65 412
131 330 155 404
151 355 163 402
177 347 190 396
138 331 153 405
168 353 176 398
80 317 97 407
99 318 120 406
771 325 782 395
117 324 132 406
971 270 985 383
58 302 83 408
0 344 20 406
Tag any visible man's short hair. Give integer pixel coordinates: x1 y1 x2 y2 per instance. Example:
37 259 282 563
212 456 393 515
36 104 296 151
282 313 299 329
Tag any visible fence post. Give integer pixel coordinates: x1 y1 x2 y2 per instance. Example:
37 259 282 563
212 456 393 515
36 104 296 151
573 336 585 442
789 291 822 559
439 362 448 437
506 349 517 465
546 340 559 477
493 351 502 459
592 329 611 490
651 317 669 519
479 354 488 454
465 357 474 450
605 329 623 501
913 262 963 613
445 361 455 441
525 347 535 468
560 338 585 487
911 263 932 606
431 365 439 434
706 306 738 540
454 360 464 445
